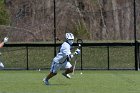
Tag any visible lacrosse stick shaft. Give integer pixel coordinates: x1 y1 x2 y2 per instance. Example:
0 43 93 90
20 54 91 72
72 57 77 75
72 43 81 75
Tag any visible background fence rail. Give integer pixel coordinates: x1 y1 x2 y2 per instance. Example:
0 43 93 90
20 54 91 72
0 42 139 70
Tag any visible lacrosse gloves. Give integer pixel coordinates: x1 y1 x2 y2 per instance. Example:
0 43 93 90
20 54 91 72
74 48 80 55
3 37 8 43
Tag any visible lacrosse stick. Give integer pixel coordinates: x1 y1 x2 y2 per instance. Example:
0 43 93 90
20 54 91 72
72 55 78 75
72 44 81 75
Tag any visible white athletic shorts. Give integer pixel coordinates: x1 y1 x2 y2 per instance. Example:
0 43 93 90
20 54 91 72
50 61 72 73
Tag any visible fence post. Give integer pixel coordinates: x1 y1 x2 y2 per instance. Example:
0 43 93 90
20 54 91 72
138 42 140 69
107 45 110 70
53 0 57 56
77 39 83 70
133 0 139 71
135 41 139 70
26 46 29 70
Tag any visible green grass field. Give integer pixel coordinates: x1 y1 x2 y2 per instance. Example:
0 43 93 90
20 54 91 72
0 70 140 93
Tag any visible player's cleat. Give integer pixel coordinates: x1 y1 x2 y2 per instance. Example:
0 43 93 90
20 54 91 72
62 73 71 79
43 78 49 85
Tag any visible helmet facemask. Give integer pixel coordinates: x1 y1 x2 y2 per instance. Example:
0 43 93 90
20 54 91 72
67 39 74 45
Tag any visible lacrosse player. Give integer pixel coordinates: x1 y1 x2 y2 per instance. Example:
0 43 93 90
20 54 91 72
43 33 80 85
0 37 8 69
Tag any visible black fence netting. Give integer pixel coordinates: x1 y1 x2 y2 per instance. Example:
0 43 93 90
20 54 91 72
0 43 137 70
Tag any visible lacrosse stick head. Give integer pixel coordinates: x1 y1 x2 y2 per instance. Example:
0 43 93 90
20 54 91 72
77 39 83 47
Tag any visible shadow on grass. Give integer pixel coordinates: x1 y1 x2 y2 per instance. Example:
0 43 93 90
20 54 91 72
43 83 70 86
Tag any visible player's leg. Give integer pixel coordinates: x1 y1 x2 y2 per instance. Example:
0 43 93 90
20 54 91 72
62 62 73 79
43 72 57 85
45 72 57 80
43 62 61 85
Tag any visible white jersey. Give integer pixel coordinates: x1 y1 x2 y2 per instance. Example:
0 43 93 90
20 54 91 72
53 42 71 64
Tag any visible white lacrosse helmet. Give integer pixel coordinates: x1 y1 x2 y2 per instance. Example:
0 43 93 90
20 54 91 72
65 33 74 40
65 33 74 45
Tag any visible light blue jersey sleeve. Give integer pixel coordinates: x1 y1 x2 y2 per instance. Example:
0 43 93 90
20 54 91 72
61 42 71 56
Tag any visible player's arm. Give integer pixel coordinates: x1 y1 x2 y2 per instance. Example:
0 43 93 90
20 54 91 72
66 48 81 61
0 37 8 48
0 42 4 48
62 43 80 61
